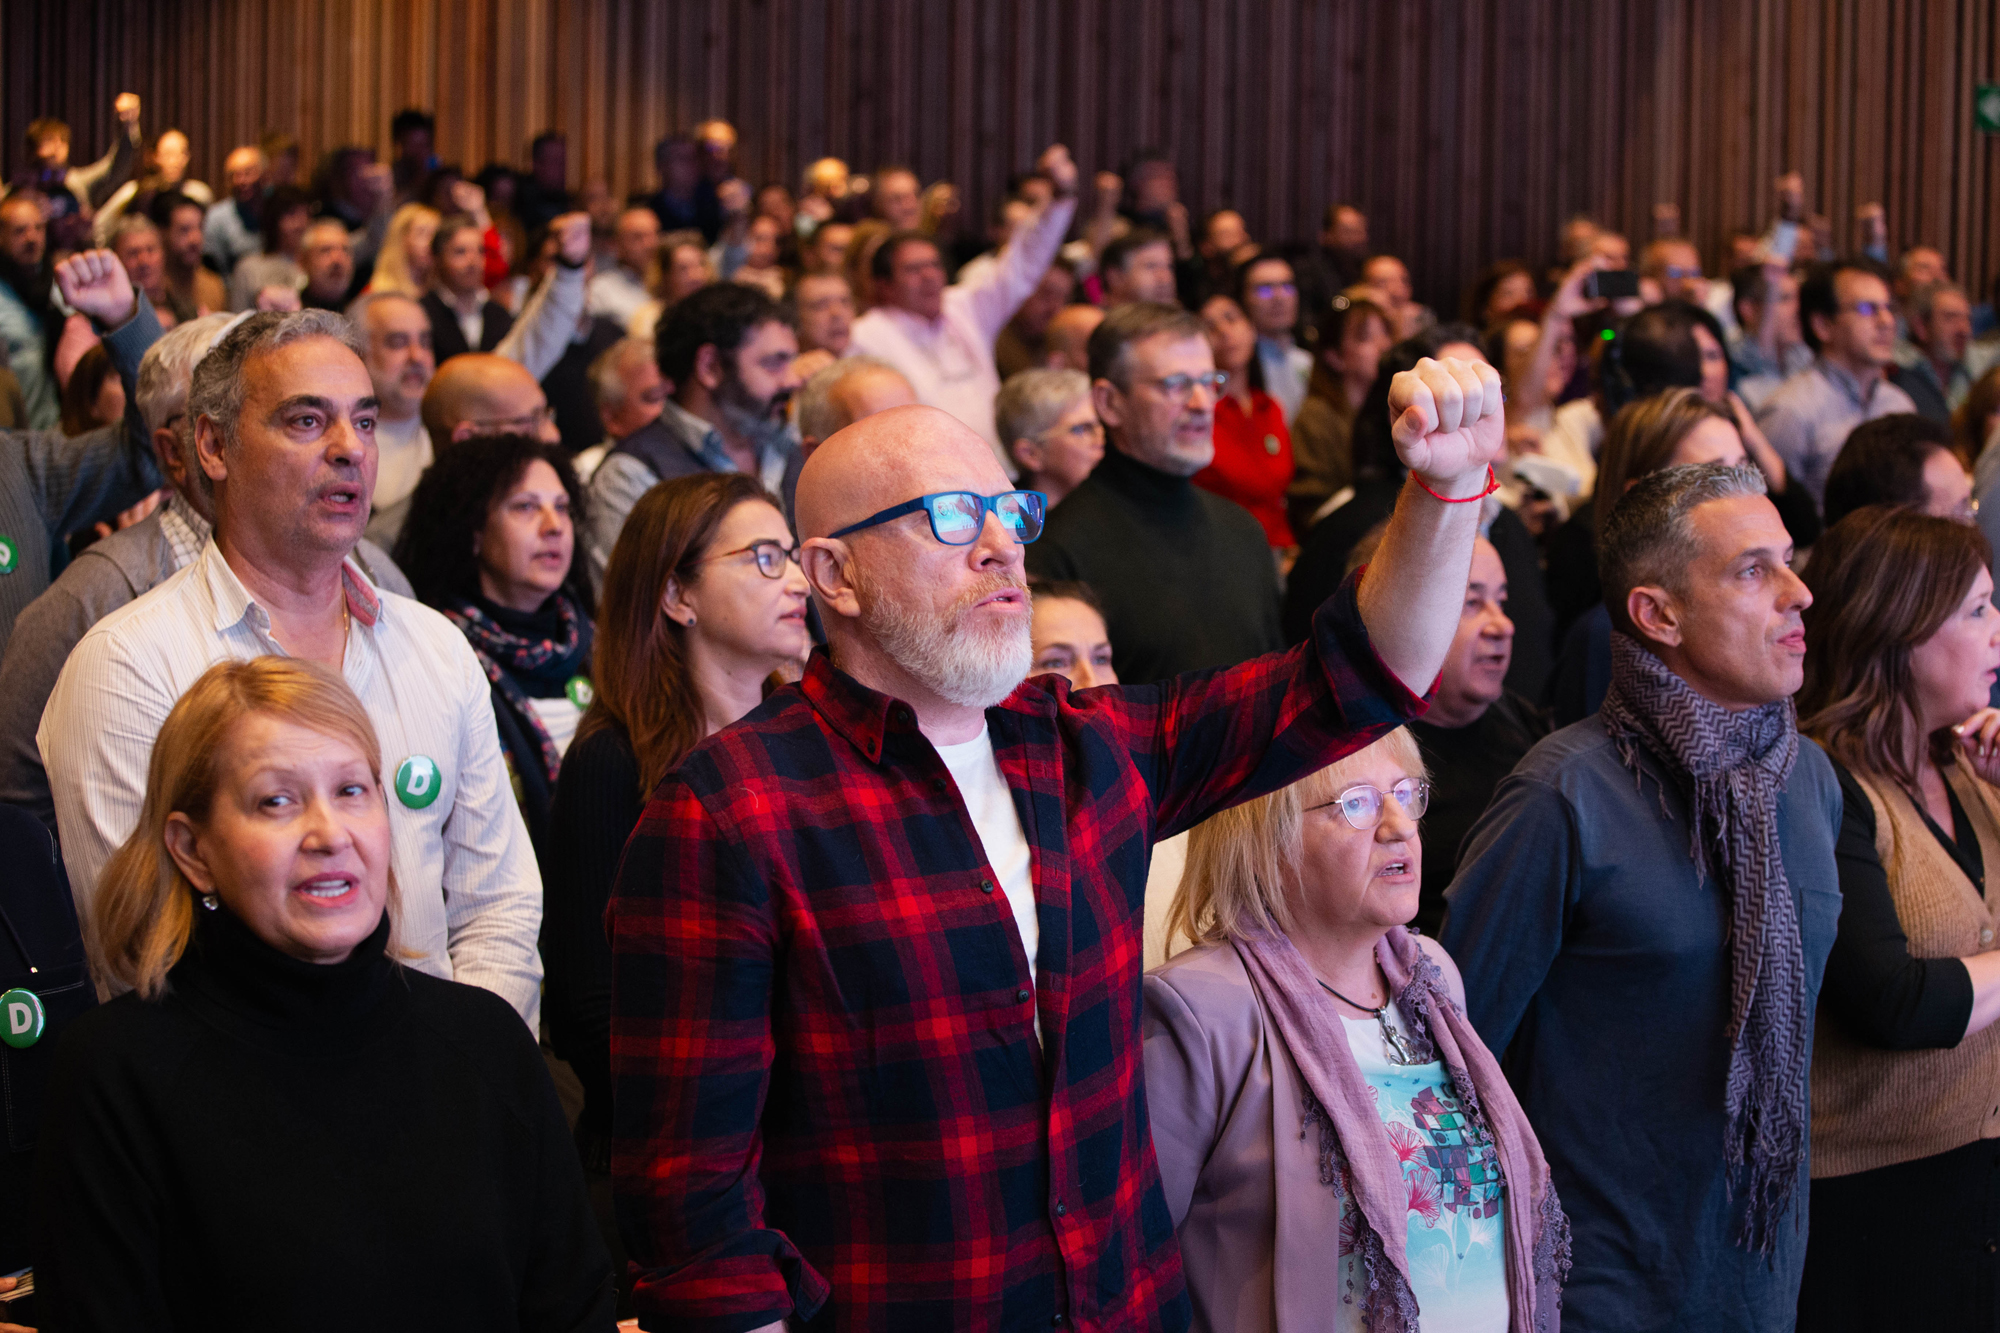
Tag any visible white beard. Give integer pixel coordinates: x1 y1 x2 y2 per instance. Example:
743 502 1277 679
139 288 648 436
863 582 1033 710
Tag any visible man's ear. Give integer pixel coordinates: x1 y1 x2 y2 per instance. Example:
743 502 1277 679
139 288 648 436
1807 311 1834 350
799 538 862 621
153 427 187 490
1091 378 1126 432
1626 584 1684 649
193 415 228 484
1009 436 1044 477
693 343 726 393
450 421 479 444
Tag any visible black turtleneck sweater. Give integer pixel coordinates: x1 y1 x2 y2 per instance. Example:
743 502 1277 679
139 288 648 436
33 906 614 1332
1027 446 1282 684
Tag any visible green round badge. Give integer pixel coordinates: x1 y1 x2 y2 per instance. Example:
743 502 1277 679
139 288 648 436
394 755 442 809
0 534 17 575
1263 433 1282 457
565 675 595 709
0 988 44 1048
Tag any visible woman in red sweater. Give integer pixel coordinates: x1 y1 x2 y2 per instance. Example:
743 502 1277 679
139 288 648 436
1193 292 1295 551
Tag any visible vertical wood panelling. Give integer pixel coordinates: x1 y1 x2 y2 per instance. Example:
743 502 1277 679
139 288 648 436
2 0 1996 308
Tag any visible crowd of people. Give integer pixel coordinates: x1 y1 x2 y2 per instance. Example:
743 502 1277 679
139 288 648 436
0 92 1997 1333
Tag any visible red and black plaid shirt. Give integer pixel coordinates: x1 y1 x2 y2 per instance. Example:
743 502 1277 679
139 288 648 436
609 576 1426 1331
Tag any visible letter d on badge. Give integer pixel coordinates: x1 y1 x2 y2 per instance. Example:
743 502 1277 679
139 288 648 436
0 988 44 1048
395 755 441 809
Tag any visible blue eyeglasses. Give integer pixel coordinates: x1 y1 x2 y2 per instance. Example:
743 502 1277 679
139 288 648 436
829 490 1048 546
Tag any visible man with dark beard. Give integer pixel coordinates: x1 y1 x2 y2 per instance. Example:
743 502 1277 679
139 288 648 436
582 282 803 586
0 192 64 428
610 350 1511 1331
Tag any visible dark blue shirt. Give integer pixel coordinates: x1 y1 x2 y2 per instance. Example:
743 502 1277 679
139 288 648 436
1440 716 1842 1333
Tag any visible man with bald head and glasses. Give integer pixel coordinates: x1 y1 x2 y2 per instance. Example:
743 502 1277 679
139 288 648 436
1026 301 1283 683
610 345 1509 1330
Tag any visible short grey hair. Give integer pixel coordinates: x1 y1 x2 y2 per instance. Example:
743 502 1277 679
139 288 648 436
1598 462 1768 635
110 213 158 248
995 367 1091 446
187 309 365 453
1086 300 1206 390
588 337 654 413
136 313 243 502
797 355 907 443
1910 279 1967 323
302 216 352 247
344 288 424 330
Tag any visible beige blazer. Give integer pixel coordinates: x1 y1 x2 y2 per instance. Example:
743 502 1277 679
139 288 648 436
1142 936 1468 1333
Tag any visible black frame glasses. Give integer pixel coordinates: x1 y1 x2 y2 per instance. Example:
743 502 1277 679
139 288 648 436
1305 778 1431 830
701 539 802 579
828 490 1048 546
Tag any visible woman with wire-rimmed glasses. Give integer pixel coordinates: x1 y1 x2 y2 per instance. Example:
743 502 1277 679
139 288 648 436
542 471 808 1316
1144 725 1566 1333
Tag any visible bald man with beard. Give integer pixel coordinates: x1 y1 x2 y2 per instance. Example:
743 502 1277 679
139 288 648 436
610 359 1507 1331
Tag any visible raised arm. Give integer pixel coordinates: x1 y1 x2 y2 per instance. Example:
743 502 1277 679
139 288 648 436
957 145 1079 343
496 213 591 381
1360 356 1507 694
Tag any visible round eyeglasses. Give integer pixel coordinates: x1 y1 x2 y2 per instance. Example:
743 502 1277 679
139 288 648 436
1305 778 1430 830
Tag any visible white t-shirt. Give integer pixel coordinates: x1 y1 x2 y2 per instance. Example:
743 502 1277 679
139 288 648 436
934 726 1039 1003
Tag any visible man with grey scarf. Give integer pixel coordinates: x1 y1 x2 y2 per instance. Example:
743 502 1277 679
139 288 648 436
1440 461 1841 1332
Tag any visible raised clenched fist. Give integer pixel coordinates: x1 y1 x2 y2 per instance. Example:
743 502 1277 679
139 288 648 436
1036 144 1078 197
1387 357 1506 496
55 249 137 327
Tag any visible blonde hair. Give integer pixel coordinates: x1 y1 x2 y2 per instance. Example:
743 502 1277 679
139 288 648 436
1165 728 1426 952
369 203 441 298
92 657 399 999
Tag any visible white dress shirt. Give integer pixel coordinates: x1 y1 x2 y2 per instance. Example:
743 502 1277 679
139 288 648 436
847 195 1076 471
40 541 545 1025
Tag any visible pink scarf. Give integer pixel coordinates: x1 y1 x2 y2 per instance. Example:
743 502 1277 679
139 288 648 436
1233 926 1569 1332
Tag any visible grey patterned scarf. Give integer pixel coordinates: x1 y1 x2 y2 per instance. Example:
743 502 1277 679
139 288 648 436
1597 632 1806 1254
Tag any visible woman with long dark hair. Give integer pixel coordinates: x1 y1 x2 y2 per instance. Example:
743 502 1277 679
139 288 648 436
542 471 809 1288
1795 505 2000 1330
392 434 593 861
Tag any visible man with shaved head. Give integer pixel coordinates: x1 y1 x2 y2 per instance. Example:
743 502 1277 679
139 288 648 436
419 352 562 448
1041 301 1104 372
612 349 1509 1329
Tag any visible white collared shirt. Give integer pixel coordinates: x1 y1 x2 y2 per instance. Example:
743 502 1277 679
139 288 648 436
39 540 544 1025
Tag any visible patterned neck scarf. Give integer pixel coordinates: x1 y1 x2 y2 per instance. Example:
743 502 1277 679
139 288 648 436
1234 928 1569 1332
1596 632 1806 1254
441 589 591 784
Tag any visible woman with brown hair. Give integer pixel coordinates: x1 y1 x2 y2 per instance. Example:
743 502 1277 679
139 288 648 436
541 472 808 1283
34 656 612 1330
1795 505 2000 1330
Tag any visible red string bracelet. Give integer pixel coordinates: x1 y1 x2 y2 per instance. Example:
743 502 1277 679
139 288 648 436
1412 465 1500 504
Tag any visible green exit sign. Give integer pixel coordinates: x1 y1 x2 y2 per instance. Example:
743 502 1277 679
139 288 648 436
1980 85 2000 134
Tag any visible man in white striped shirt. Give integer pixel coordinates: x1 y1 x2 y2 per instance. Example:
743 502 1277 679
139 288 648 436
40 300 544 1024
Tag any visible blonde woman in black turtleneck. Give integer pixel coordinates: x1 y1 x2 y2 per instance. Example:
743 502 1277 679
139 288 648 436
33 657 613 1333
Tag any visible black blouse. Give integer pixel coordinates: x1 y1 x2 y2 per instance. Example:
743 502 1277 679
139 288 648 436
1820 758 1981 1051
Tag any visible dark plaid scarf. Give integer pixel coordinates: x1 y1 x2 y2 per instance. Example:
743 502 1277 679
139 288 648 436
442 589 591 785
1597 632 1806 1254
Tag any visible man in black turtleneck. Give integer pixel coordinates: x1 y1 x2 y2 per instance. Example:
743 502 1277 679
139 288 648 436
1027 301 1281 683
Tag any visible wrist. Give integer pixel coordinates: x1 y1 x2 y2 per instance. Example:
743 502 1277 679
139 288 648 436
1409 465 1499 503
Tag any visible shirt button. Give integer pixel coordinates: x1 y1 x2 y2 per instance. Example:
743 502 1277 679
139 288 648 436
980 879 995 894
932 777 949 794
1054 1202 1067 1216
1016 988 1032 1003
1051 1316 1067 1327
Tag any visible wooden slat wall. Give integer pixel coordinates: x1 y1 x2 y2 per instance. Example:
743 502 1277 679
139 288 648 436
3 0 1996 311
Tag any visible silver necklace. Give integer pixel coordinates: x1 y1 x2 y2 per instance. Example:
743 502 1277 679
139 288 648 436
1318 976 1421 1066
